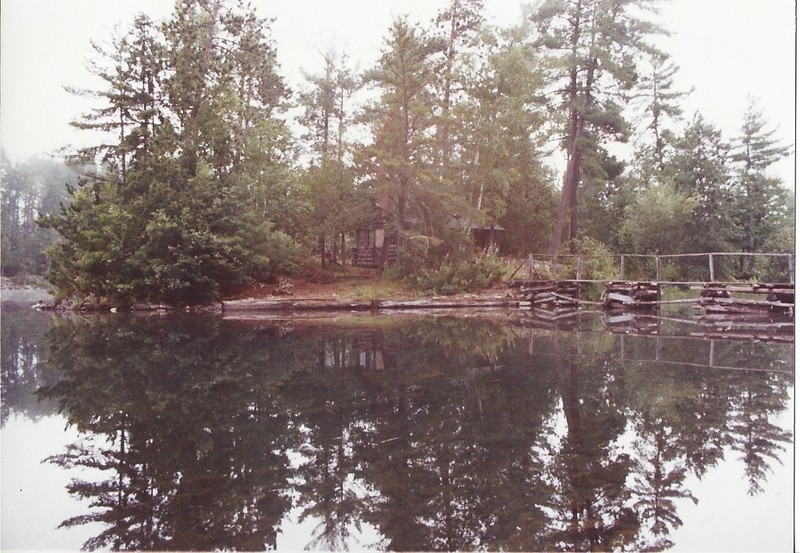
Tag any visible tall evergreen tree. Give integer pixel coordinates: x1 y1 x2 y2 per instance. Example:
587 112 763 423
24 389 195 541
432 0 486 178
634 53 690 175
530 0 664 256
297 51 363 266
42 0 302 306
665 113 735 257
614 52 689 255
358 17 441 239
64 14 164 193
298 50 358 163
729 98 792 261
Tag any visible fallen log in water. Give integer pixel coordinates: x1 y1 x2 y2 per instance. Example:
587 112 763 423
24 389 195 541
376 297 521 309
224 298 373 311
223 296 524 312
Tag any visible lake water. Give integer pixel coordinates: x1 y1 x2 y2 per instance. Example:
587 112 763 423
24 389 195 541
1 303 794 551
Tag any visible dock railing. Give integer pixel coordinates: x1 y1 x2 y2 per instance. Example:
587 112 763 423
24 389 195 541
515 252 794 285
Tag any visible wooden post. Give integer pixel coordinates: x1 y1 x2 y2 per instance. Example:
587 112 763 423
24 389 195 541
576 256 583 280
709 340 715 368
708 254 715 282
655 256 662 303
788 254 794 284
620 255 626 280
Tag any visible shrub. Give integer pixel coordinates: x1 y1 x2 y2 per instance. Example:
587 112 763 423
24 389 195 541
405 253 507 295
261 230 307 276
544 237 619 281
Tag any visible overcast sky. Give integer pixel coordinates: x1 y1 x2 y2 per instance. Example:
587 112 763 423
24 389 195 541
0 0 795 184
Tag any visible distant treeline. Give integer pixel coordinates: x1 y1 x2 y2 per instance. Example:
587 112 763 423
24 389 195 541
0 0 792 304
0 155 74 276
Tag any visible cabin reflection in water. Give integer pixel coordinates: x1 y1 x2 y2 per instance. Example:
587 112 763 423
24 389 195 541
354 330 398 371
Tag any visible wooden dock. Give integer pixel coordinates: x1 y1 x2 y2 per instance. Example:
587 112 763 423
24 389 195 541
510 251 794 318
512 280 794 316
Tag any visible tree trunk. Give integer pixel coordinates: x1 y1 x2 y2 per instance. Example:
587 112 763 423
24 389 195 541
438 1 457 176
549 0 583 259
549 123 584 258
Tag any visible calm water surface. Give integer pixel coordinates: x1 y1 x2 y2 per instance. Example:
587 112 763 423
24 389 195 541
1 304 793 551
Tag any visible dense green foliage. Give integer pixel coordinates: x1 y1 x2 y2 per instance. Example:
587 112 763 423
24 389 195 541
38 2 306 305
403 254 507 295
1 0 792 302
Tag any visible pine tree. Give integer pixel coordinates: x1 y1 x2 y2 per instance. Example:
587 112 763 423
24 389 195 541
65 14 164 193
432 0 485 177
530 0 665 256
298 50 357 162
43 0 302 306
297 50 361 266
729 98 792 263
634 52 691 175
666 113 735 258
359 17 441 237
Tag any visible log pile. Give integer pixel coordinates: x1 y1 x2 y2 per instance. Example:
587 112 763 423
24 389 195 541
698 283 793 315
517 281 580 311
757 282 794 304
601 281 660 310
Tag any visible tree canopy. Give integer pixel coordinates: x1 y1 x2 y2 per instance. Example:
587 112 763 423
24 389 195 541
0 0 791 302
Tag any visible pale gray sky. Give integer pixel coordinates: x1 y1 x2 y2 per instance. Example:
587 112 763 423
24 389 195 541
0 0 795 185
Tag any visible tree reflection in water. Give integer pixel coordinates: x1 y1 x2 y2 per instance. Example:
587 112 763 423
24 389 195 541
24 313 792 551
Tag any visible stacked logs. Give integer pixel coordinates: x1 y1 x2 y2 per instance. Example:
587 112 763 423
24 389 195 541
698 282 793 315
519 281 581 311
601 281 660 310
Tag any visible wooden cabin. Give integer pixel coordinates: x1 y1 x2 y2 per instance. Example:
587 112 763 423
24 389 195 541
353 227 399 267
450 217 505 252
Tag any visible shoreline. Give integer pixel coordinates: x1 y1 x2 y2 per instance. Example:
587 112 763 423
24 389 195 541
222 294 525 313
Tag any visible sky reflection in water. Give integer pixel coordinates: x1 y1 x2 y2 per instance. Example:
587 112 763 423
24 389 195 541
1 307 793 551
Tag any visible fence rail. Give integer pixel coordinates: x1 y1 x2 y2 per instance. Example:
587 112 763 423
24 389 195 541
516 252 794 284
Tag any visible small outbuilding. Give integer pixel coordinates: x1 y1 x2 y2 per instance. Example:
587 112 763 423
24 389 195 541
449 217 505 252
